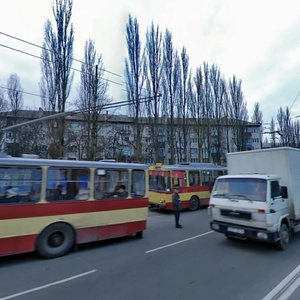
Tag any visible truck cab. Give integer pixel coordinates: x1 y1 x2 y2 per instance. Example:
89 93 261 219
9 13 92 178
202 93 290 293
209 174 290 249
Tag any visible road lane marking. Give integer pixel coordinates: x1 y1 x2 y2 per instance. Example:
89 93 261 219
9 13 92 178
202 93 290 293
145 231 214 254
262 264 300 300
0 269 97 300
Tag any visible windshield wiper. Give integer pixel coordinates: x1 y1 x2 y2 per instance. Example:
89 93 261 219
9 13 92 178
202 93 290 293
213 193 228 198
229 194 251 200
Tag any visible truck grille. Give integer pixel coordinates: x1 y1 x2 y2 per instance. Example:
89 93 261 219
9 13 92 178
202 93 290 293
221 209 251 220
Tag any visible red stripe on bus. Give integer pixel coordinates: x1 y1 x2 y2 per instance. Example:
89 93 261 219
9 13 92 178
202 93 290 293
0 198 148 220
149 186 211 194
76 220 146 244
0 235 36 257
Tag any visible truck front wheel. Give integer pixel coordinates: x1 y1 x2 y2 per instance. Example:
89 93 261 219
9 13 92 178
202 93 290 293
276 223 290 250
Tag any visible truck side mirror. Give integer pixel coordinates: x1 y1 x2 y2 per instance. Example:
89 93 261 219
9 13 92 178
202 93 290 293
281 186 288 199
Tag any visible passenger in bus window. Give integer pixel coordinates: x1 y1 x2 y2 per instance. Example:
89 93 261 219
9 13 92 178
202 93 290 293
54 184 64 200
29 185 41 202
110 184 128 198
117 185 127 197
4 186 20 203
94 183 104 200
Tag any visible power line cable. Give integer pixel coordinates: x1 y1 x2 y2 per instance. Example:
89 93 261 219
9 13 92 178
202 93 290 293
0 31 158 99
289 89 300 111
0 85 41 98
0 31 121 78
0 43 122 86
0 95 157 132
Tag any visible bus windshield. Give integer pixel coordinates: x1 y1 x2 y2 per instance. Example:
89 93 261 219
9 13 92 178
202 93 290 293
149 171 171 191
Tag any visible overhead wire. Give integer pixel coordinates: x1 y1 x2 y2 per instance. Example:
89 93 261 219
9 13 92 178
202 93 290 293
0 95 156 132
0 42 122 86
0 31 122 78
0 30 156 103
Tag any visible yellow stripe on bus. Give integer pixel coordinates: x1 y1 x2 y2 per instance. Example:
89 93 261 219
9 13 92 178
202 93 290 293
0 207 148 238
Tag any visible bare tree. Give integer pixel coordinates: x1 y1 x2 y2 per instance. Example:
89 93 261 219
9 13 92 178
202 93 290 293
269 117 277 147
252 101 263 148
209 64 226 163
40 0 74 158
228 75 248 151
6 74 24 156
162 29 181 164
144 22 163 163
0 87 9 152
125 14 146 162
252 102 263 124
177 47 190 162
7 74 23 113
277 107 292 146
77 39 110 160
202 62 213 161
191 66 205 161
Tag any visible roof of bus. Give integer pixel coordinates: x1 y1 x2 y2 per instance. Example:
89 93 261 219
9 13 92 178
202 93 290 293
149 162 227 171
0 157 148 170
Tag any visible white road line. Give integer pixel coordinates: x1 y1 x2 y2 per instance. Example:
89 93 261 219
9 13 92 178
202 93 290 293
145 231 214 254
262 264 300 300
0 269 97 300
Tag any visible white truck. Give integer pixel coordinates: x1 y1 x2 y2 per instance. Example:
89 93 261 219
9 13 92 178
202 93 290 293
209 147 300 250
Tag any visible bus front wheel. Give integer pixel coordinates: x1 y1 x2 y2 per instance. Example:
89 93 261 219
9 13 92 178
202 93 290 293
37 223 75 258
189 196 199 211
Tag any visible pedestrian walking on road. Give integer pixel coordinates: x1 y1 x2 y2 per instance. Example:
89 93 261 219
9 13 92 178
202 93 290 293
172 187 182 228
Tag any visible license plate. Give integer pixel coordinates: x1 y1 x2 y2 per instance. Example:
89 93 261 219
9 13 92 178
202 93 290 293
227 227 245 234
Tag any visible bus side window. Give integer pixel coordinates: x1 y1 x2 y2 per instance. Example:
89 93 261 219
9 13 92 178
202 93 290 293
0 166 42 203
131 170 145 197
189 171 200 186
94 169 129 199
46 167 89 201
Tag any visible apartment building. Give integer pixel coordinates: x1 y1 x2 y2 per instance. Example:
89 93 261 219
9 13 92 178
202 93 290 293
0 110 262 164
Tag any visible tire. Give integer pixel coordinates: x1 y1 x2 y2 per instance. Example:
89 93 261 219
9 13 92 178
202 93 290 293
276 223 290 250
136 231 143 239
189 196 199 211
37 223 75 258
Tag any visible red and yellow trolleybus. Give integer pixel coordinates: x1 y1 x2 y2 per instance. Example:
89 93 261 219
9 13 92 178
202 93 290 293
149 162 226 211
0 155 148 258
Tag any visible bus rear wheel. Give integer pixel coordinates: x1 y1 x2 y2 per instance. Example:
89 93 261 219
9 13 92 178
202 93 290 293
37 223 75 258
189 196 199 211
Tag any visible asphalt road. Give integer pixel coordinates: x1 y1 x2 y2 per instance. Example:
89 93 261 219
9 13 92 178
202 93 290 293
2 208 300 300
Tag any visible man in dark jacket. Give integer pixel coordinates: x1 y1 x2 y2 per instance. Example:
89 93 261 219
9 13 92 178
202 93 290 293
172 188 182 228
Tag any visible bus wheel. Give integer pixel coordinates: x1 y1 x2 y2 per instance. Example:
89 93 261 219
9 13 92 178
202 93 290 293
37 223 75 258
276 223 290 251
136 231 143 239
189 196 199 211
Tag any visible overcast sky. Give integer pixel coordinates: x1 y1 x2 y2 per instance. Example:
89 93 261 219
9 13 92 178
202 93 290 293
1 0 300 125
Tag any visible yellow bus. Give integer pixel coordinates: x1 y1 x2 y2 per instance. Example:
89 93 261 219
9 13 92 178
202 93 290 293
0 155 148 258
149 162 227 211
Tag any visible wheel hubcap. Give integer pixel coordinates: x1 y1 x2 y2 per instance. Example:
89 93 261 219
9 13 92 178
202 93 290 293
48 232 64 247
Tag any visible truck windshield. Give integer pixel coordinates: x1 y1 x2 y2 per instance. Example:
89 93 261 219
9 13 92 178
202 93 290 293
212 178 267 202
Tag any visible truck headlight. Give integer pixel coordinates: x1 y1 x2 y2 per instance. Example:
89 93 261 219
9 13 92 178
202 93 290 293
257 232 268 240
211 223 220 231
